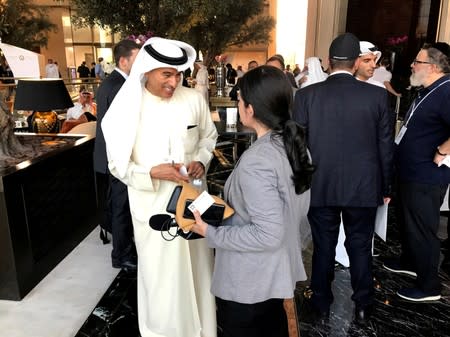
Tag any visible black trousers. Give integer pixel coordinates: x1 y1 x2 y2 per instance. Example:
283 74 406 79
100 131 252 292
97 172 134 264
397 182 446 293
308 206 376 312
216 297 288 337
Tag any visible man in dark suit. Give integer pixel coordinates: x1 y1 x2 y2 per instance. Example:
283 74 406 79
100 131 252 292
77 61 91 82
293 33 394 323
94 39 140 272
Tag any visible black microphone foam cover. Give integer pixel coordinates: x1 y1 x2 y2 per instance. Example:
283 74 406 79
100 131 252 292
149 214 176 231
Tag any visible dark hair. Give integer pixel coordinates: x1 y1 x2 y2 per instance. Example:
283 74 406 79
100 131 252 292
328 58 356 71
248 60 258 69
113 40 140 64
239 65 314 194
422 43 450 73
266 55 285 70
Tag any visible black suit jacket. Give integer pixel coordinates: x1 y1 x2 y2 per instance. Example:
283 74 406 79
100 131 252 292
94 70 126 174
292 73 394 207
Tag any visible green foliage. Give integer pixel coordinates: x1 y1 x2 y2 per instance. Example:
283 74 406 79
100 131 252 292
0 0 57 50
70 0 274 66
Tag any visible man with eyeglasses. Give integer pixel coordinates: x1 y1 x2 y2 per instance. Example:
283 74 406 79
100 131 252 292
383 42 450 302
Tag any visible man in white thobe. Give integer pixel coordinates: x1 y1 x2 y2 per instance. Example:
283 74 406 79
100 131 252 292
102 37 218 337
193 61 209 103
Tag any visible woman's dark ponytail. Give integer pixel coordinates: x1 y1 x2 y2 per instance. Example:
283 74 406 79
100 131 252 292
281 119 314 194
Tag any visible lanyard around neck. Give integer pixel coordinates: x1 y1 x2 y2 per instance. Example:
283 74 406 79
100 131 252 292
404 79 450 127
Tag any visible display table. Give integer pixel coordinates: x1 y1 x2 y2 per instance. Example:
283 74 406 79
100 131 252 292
207 121 256 195
209 96 238 109
0 134 98 300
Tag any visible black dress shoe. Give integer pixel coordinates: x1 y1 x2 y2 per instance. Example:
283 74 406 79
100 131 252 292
300 294 330 325
112 259 137 273
354 305 372 325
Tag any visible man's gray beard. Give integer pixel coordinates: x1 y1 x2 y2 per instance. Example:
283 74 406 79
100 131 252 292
410 73 422 87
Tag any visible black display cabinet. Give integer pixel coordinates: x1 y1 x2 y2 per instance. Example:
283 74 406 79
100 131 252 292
0 134 98 300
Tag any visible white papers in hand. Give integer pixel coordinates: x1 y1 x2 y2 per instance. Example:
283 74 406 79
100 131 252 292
374 203 388 242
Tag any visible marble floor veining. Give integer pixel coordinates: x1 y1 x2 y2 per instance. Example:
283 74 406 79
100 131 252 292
0 209 448 337
75 206 450 337
296 205 450 337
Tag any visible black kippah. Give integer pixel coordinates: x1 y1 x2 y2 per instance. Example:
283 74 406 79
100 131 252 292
144 44 188 66
430 42 450 58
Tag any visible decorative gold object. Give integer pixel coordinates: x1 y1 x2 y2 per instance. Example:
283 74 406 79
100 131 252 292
32 111 59 133
13 79 73 134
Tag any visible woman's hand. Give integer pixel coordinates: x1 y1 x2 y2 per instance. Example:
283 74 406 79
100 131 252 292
190 209 208 237
150 163 190 183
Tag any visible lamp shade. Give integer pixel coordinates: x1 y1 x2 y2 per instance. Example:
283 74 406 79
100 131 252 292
14 79 74 111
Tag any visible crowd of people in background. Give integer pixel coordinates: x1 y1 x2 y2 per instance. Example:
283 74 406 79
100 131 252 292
43 57 109 81
35 33 408 105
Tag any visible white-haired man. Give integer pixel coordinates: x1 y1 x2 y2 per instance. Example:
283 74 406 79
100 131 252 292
384 42 450 302
102 37 218 337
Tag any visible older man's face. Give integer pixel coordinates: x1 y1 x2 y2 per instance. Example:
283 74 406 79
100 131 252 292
145 67 182 98
410 49 434 87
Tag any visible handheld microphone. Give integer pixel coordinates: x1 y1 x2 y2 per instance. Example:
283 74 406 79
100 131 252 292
149 214 177 231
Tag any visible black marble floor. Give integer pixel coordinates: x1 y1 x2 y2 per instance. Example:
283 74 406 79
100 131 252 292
75 269 139 337
296 238 450 337
75 206 450 337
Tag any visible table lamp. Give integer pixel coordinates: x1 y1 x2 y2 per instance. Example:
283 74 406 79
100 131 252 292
13 79 74 133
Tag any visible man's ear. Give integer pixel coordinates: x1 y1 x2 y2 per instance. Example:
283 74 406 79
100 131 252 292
352 58 361 74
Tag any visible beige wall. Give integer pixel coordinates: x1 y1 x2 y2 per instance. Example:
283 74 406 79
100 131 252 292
235 0 349 69
267 0 277 58
305 0 348 68
438 0 450 42
41 5 69 77
34 0 118 79
220 49 267 70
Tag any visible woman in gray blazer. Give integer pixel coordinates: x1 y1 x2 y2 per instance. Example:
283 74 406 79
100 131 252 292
191 66 314 337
